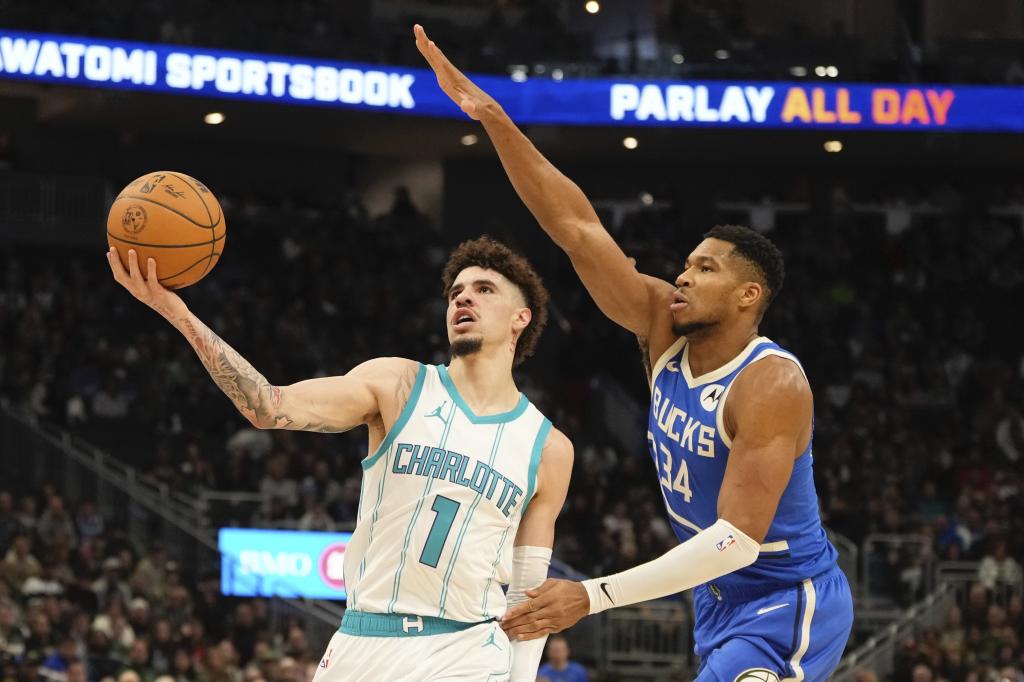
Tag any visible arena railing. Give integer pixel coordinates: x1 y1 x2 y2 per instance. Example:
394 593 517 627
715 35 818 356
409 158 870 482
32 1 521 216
0 402 344 645
832 581 956 680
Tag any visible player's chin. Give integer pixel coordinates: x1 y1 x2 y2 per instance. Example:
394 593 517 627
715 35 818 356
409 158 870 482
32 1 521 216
449 334 484 358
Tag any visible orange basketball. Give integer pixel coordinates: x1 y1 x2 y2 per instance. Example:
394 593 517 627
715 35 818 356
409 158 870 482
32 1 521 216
106 171 225 289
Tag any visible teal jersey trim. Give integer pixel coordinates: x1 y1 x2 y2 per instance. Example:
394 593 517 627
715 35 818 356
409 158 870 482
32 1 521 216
387 399 458 612
436 364 529 424
519 418 552 520
340 610 492 638
362 362 426 471
437 422 507 617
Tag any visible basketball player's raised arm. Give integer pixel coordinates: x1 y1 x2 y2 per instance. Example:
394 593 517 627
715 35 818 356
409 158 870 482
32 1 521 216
107 247 414 432
505 428 573 679
501 359 810 640
414 25 674 341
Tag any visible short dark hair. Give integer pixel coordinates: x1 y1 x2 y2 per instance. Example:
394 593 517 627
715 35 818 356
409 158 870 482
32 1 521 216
704 224 785 309
441 236 549 366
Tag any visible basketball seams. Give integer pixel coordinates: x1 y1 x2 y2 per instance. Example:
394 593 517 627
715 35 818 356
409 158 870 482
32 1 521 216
158 252 222 286
115 194 222 229
106 231 225 249
165 172 217 226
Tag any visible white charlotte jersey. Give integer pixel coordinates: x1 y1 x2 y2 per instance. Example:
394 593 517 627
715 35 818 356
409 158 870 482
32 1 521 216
344 363 551 623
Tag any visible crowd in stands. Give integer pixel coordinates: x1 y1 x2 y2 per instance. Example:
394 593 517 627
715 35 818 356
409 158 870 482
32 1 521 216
2 158 1024 680
0 489 318 682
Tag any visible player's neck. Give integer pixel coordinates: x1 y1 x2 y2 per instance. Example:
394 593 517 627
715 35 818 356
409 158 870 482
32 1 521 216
685 325 760 378
447 354 519 415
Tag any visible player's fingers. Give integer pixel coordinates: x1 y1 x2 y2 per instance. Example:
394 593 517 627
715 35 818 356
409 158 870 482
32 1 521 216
505 619 554 640
127 249 144 284
106 248 126 282
499 609 539 630
500 603 530 623
145 258 160 287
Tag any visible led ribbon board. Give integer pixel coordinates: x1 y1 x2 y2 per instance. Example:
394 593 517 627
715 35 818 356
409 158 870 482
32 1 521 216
219 528 353 600
3 29 1024 131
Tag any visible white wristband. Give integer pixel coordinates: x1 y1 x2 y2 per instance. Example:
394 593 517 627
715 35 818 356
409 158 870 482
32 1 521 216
582 518 760 614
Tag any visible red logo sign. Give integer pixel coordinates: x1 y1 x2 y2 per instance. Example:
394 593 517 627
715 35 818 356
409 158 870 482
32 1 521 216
318 542 347 591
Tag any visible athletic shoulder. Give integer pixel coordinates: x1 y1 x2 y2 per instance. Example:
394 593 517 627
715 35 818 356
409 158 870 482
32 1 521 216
542 426 574 468
348 357 421 392
725 355 812 438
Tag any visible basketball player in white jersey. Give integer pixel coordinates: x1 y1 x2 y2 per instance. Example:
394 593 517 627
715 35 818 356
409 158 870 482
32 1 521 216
106 236 573 681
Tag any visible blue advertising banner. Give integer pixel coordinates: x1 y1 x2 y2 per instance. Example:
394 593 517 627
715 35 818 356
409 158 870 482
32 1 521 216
3 29 1024 131
219 528 352 600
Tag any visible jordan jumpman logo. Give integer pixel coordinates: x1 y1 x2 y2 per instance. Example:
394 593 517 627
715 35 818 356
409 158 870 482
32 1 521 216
425 401 449 425
481 626 502 650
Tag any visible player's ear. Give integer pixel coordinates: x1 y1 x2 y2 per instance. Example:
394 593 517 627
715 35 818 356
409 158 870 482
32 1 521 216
512 307 532 334
737 281 763 311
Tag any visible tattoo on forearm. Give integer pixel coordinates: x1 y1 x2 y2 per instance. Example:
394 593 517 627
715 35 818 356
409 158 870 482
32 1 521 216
179 316 341 432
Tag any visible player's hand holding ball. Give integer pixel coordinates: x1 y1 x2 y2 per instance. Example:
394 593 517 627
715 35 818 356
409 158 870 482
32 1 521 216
106 246 188 322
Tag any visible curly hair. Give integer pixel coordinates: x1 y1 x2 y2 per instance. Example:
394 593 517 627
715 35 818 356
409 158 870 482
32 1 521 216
704 224 785 309
441 236 549 366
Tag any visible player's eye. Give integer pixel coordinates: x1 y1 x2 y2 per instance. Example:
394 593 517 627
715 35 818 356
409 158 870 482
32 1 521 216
701 266 713 273
480 286 492 293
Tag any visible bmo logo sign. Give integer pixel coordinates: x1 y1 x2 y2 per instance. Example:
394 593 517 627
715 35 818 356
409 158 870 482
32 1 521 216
219 528 352 600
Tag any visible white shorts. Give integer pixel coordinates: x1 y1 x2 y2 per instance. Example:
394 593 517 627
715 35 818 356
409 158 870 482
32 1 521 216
313 612 512 682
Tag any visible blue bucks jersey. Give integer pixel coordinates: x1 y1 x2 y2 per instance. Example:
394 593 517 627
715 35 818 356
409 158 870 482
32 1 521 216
648 336 837 596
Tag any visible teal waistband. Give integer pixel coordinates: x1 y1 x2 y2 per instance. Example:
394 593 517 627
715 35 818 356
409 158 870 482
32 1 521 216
339 610 494 638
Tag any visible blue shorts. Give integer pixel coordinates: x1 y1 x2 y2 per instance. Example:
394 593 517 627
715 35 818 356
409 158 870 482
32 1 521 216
692 566 853 682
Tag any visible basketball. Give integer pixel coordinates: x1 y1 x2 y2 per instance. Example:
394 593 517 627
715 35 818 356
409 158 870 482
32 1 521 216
106 171 225 289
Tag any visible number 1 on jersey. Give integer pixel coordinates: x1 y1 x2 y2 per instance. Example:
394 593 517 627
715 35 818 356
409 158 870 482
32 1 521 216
419 495 461 568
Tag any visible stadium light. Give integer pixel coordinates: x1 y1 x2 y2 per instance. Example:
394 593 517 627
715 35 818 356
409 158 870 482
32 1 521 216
623 136 639 150
826 66 839 78
585 1 600 14
672 53 685 65
551 68 564 81
789 66 808 77
824 140 843 153
510 65 528 82
204 112 225 125
814 65 827 77
461 134 478 146
714 49 730 60
640 192 654 205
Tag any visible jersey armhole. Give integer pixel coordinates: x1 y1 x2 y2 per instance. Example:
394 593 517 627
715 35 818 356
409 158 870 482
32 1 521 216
361 362 427 470
519 418 553 519
716 350 807 448
649 336 686 394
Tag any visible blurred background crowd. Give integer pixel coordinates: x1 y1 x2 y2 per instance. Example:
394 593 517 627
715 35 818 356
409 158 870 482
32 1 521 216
2 0 1024 680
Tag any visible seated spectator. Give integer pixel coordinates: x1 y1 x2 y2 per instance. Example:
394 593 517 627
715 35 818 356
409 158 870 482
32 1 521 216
537 635 589 682
2 532 41 594
977 538 1024 591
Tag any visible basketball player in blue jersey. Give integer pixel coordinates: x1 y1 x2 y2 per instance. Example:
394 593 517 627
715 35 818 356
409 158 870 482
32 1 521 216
416 25 854 681
106 237 574 681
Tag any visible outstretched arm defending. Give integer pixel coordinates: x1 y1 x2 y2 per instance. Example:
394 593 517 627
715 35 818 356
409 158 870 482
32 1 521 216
414 25 676 355
107 247 415 432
